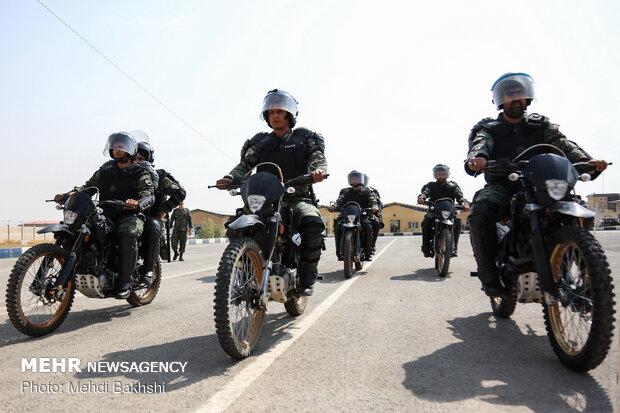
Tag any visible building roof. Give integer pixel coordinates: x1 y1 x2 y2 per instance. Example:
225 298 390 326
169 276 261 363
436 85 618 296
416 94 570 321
190 209 233 218
22 221 60 226
383 202 427 213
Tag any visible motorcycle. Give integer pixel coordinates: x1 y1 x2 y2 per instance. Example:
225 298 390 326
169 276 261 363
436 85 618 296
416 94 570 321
5 190 162 337
209 164 327 359
472 144 615 372
424 198 463 277
334 201 373 279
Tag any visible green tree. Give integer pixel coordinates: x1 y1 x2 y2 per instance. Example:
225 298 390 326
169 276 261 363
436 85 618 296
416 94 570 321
198 219 224 239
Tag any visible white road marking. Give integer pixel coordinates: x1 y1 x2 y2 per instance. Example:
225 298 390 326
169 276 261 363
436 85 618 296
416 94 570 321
195 238 398 413
162 266 218 280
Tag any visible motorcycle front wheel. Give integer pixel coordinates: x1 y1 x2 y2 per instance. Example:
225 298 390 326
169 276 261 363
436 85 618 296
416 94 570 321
342 231 354 279
6 243 76 337
435 228 452 277
544 227 615 372
214 237 266 359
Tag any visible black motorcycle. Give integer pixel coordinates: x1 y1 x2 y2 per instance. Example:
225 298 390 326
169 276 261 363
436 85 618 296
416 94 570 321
209 164 327 359
424 198 463 277
5 191 162 337
472 144 615 372
334 201 373 279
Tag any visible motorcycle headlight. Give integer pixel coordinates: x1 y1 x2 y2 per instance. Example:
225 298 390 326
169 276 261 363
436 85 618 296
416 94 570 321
347 215 356 223
441 210 451 219
545 179 569 201
63 210 78 225
247 195 266 213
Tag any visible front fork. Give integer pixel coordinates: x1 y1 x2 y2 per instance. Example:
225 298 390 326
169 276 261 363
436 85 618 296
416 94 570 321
259 217 279 309
53 228 87 289
526 205 559 301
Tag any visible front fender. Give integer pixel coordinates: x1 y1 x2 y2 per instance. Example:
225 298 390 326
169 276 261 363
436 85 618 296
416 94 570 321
547 201 595 219
37 223 72 234
440 219 454 226
228 214 265 230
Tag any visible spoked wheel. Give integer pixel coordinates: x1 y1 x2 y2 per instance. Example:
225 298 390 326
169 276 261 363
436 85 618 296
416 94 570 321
127 259 162 307
214 238 266 359
284 295 308 317
343 231 354 279
543 227 615 372
6 244 75 337
434 228 452 277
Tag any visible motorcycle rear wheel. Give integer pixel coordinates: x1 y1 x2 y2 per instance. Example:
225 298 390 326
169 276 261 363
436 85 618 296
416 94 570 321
6 244 75 337
214 237 266 360
343 231 354 279
544 227 615 372
126 259 162 307
284 295 308 316
435 228 452 277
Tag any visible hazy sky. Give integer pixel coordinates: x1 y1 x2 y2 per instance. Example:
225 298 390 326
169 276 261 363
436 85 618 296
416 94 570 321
2 0 619 222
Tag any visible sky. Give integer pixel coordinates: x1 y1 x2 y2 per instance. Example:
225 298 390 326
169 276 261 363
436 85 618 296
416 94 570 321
1 0 619 223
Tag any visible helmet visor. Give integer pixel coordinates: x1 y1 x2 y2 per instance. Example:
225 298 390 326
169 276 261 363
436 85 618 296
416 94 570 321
433 166 450 179
129 130 150 143
492 74 535 108
103 132 138 156
260 90 298 120
348 172 364 186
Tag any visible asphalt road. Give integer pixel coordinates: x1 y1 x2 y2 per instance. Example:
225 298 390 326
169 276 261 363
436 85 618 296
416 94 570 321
0 233 618 413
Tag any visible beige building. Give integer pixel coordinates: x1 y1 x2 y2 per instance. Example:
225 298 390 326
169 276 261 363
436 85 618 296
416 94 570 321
190 209 233 229
319 202 470 234
586 193 620 222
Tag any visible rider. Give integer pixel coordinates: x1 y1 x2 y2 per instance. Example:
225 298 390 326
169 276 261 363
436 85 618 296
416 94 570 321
363 173 384 252
465 72 607 296
417 164 469 258
134 133 186 283
215 89 327 296
54 132 155 299
328 170 378 261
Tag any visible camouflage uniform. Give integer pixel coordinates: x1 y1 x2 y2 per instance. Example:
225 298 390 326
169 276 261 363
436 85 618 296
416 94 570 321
75 162 154 237
467 113 591 209
227 128 327 231
170 208 192 254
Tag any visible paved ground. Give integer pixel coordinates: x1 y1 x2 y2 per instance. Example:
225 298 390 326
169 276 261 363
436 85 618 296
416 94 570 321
0 233 617 413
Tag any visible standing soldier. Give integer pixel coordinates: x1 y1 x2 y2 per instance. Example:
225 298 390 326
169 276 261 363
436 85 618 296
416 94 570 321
170 202 193 261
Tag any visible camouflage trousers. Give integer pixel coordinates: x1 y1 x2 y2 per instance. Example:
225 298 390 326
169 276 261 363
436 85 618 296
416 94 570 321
472 184 519 216
171 229 188 254
285 201 325 232
107 215 144 238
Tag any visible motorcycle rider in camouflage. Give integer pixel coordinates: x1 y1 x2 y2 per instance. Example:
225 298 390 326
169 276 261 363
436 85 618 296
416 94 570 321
134 132 186 281
417 164 469 258
328 170 378 261
170 202 192 261
465 72 608 297
215 89 327 296
54 132 155 299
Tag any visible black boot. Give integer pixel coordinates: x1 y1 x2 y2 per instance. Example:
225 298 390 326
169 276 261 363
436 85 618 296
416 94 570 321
115 233 137 299
298 219 324 295
469 201 504 297
179 253 184 261
141 218 160 285
173 252 179 261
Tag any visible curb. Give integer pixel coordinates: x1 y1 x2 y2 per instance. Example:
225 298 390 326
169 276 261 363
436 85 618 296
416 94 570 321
187 238 229 245
0 247 29 259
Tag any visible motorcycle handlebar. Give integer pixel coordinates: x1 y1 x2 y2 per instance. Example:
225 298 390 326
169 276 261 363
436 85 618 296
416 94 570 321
98 200 138 210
